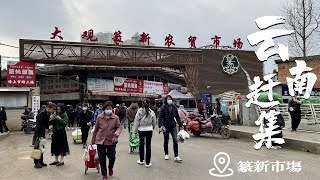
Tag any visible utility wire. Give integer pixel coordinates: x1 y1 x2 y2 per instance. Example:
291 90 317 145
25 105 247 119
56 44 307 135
0 43 19 48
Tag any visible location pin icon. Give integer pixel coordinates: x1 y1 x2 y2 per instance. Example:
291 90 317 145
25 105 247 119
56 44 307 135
213 152 230 174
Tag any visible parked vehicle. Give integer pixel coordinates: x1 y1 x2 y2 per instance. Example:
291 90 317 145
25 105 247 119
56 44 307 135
187 114 231 138
21 108 36 134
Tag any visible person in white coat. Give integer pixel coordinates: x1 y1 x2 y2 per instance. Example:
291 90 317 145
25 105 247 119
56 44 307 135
134 98 156 168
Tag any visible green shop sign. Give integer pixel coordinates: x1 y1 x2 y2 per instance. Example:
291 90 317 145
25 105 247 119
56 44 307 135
221 54 240 75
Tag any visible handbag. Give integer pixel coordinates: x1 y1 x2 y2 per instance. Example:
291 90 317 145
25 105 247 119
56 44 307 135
30 149 42 160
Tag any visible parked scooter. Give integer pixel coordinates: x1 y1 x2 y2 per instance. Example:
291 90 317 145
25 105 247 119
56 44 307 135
21 108 36 134
187 114 231 138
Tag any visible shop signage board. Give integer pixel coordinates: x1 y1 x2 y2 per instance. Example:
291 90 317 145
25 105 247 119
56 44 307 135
144 81 168 94
114 77 144 93
31 96 41 119
87 78 114 92
7 61 36 87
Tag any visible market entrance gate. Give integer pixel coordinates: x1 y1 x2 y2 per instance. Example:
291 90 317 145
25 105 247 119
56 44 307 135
19 39 263 96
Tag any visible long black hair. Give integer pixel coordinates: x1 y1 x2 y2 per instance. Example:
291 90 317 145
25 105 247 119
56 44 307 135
143 98 151 117
56 103 66 115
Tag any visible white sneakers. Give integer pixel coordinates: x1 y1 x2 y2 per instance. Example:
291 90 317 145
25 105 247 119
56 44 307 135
137 160 144 165
165 155 182 162
137 160 152 168
174 156 183 163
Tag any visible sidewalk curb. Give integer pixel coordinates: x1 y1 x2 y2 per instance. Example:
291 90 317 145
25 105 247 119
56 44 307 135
230 130 320 155
0 133 10 141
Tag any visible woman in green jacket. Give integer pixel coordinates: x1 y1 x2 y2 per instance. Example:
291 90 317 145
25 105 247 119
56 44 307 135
49 103 70 166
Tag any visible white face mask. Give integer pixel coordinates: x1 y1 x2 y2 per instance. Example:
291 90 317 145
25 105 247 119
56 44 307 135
105 109 112 115
167 100 173 105
83 107 88 111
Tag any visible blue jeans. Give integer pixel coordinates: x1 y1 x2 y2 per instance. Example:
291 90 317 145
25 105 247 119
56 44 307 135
163 127 178 157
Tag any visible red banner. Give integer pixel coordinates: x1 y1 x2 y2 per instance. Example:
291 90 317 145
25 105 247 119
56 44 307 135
163 83 169 94
114 77 144 93
7 61 36 87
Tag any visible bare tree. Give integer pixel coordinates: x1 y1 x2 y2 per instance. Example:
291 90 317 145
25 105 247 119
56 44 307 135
282 0 320 58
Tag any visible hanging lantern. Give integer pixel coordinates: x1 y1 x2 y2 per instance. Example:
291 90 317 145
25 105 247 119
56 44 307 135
228 101 233 106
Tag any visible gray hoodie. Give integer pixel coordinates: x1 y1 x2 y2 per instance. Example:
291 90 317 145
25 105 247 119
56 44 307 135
133 108 156 133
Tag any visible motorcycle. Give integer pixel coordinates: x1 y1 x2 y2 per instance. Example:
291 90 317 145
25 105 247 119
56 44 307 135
21 109 36 134
187 114 231 139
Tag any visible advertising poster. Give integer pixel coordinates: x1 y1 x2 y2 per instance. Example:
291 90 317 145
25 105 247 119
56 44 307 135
114 77 144 93
7 61 36 87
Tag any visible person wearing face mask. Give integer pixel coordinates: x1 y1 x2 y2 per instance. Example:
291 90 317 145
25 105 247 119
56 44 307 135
33 103 57 168
94 103 104 125
134 98 156 168
92 101 122 180
79 104 93 148
158 95 183 163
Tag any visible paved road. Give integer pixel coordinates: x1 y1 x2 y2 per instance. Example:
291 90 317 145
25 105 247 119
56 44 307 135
0 128 319 180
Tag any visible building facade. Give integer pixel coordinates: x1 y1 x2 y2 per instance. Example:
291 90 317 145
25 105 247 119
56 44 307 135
275 55 320 101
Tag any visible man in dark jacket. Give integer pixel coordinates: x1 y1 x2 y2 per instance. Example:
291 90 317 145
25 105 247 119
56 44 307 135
75 104 82 127
0 106 9 133
66 105 76 130
159 95 183 163
34 103 57 168
126 102 139 133
117 103 127 129
79 104 93 148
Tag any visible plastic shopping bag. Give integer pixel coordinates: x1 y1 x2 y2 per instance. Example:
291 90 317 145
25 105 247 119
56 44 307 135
184 130 190 139
91 126 95 133
82 149 90 161
178 130 189 143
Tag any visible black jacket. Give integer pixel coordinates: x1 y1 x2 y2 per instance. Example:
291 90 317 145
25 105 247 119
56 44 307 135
79 111 93 129
67 109 76 122
159 105 182 129
35 110 50 138
0 110 7 121
117 106 126 119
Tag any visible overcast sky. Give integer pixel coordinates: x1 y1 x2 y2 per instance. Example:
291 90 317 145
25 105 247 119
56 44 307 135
0 0 289 73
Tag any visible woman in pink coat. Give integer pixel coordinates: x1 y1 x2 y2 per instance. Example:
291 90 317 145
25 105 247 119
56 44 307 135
178 105 189 126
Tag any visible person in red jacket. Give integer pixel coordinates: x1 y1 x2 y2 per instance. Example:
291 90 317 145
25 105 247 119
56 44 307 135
197 99 205 119
114 104 119 115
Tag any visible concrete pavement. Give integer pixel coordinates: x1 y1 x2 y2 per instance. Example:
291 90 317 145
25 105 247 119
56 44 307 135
0 128 319 180
230 125 320 154
0 132 10 141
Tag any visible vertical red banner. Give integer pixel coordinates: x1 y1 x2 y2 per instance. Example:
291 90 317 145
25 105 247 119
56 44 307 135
7 62 36 87
163 83 169 94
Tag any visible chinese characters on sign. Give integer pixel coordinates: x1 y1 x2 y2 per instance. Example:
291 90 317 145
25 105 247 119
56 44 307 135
143 81 169 95
114 77 144 93
237 160 302 173
247 16 317 150
82 29 98 42
7 61 36 87
113 30 123 45
188 36 197 48
31 96 41 120
165 34 175 47
50 27 63 40
211 35 221 48
233 38 243 49
139 32 151 46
